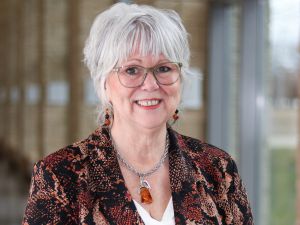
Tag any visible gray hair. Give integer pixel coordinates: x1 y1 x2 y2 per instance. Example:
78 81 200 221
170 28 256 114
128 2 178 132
83 2 191 124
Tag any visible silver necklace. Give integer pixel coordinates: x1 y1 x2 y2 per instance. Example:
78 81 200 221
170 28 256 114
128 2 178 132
110 131 169 204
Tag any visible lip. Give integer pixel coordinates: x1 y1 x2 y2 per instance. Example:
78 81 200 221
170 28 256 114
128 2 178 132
134 98 162 110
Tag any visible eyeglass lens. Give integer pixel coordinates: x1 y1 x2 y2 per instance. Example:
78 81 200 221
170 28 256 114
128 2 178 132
117 62 181 88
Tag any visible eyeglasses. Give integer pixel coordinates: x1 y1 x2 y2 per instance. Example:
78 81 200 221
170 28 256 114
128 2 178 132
112 62 182 88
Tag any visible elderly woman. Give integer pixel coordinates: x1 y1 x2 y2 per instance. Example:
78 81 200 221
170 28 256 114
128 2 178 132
23 3 252 225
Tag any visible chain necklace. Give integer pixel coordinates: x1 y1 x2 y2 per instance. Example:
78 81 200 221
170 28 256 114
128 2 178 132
110 130 169 204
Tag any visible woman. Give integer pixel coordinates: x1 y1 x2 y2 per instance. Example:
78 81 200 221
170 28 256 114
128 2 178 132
23 3 253 225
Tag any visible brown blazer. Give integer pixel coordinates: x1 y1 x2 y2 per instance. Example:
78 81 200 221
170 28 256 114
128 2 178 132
23 127 253 225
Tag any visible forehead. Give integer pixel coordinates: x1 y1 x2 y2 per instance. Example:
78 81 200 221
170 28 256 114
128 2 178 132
120 53 168 66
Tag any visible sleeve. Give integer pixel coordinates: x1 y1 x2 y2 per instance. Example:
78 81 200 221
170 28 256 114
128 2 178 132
22 160 75 225
227 157 254 225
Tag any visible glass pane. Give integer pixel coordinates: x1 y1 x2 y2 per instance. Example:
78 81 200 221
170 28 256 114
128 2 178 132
268 1 299 225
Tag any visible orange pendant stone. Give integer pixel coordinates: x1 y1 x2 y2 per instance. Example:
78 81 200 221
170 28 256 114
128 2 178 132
140 187 153 204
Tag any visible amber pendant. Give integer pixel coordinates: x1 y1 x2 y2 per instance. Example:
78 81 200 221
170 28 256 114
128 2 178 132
140 179 152 204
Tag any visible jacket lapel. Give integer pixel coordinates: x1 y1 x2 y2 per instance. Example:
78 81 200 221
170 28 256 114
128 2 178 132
168 129 223 224
86 127 143 225
168 128 204 223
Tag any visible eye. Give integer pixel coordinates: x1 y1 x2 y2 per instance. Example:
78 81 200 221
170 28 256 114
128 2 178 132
156 65 172 73
125 66 140 76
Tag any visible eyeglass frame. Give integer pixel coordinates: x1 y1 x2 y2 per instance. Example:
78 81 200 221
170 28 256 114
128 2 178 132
112 62 183 88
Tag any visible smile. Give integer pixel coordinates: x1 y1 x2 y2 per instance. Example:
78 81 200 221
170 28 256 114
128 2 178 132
135 99 161 107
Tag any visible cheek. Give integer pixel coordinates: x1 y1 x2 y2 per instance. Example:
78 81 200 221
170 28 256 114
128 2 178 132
106 76 122 102
163 86 181 113
106 77 134 106
170 84 181 103
174 92 181 107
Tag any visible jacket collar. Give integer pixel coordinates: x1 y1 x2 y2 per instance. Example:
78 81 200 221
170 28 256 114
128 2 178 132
86 126 202 224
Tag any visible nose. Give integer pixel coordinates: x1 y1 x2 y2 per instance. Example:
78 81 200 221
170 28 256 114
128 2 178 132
141 72 159 91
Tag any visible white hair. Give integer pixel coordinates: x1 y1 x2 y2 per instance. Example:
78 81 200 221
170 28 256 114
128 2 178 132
83 2 192 124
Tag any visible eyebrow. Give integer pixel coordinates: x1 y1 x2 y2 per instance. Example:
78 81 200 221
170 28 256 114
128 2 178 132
123 58 142 64
123 59 170 66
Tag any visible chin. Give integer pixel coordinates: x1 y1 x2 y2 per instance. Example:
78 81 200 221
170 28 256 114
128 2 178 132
135 118 168 130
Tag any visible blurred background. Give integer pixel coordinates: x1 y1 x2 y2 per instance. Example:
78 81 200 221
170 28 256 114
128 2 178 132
0 0 299 224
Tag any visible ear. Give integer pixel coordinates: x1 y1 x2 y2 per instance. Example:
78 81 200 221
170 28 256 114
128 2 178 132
104 79 111 102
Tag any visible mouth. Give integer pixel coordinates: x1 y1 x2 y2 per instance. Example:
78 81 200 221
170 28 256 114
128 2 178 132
135 99 162 108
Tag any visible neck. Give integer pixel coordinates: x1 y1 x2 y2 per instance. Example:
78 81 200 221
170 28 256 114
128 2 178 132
110 121 168 170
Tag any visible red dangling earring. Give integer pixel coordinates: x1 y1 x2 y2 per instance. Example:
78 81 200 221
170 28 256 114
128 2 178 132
172 109 179 123
103 108 111 126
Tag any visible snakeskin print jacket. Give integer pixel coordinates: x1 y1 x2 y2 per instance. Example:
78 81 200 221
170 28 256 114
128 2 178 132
23 127 253 225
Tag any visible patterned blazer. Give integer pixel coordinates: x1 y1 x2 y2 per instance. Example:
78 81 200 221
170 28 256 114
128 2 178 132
23 127 253 225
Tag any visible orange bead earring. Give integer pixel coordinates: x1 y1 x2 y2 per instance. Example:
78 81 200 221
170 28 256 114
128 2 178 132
103 108 111 127
172 109 179 124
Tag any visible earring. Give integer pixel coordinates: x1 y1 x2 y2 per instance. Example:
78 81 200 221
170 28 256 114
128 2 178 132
103 108 111 126
172 109 179 124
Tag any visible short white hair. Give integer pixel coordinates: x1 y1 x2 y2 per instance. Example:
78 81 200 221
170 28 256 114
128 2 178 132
83 2 191 124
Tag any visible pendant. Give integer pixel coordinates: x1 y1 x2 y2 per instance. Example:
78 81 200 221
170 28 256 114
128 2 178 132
140 178 152 204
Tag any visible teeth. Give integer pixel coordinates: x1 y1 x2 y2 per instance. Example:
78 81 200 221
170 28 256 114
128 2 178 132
137 100 159 106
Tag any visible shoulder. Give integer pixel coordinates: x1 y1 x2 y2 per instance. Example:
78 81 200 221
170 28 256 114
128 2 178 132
40 137 89 172
171 129 237 173
34 127 111 181
172 129 232 160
